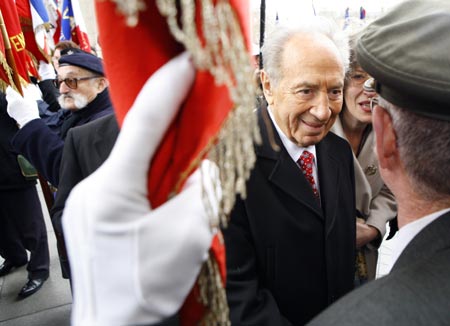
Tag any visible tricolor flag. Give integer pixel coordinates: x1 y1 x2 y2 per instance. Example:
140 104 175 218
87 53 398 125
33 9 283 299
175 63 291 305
343 7 350 30
44 0 61 46
0 0 30 84
15 0 52 63
30 0 55 55
60 0 90 51
360 6 366 20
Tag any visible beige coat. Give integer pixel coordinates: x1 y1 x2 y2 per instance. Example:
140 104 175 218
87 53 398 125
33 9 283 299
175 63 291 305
332 117 397 280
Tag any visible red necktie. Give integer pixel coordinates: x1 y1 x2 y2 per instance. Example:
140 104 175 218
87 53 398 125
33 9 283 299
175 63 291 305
298 150 319 198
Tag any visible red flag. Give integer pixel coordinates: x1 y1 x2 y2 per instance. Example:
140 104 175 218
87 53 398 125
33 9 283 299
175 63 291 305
96 0 254 324
0 29 15 89
15 0 50 63
0 0 30 84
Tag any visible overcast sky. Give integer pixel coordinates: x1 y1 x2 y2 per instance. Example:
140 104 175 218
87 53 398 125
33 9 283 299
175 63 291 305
251 0 405 21
249 0 406 49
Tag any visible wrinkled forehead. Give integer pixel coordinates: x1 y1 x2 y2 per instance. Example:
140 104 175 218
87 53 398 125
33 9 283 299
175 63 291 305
282 33 345 73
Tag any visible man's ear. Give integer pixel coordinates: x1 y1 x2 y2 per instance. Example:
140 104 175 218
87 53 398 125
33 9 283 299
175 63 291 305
260 70 274 105
96 77 109 93
373 105 398 170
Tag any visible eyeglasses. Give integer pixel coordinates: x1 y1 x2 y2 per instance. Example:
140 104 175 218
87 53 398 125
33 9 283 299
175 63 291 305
348 71 371 86
369 96 379 112
53 76 99 89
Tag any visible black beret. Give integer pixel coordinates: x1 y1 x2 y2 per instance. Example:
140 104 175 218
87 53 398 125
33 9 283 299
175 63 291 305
356 0 450 121
58 50 105 76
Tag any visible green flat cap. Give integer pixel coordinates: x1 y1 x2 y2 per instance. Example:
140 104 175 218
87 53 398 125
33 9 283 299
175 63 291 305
356 0 450 121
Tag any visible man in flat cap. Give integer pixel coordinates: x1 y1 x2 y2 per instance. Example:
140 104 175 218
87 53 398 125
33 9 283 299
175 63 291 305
308 1 450 325
6 50 114 280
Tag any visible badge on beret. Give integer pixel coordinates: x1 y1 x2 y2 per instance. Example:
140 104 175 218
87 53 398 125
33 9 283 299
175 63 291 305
365 164 377 176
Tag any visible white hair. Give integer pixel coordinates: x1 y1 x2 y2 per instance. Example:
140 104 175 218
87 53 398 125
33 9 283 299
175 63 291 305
261 16 350 86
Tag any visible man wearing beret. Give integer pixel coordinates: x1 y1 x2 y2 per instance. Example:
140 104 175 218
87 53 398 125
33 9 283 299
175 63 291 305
6 50 113 187
6 50 114 280
308 1 450 325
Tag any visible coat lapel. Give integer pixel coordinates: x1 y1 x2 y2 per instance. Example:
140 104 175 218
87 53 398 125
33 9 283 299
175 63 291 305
256 106 323 218
316 135 341 235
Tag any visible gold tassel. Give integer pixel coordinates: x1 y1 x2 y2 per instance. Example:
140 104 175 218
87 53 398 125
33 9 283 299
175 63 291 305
111 1 260 324
0 51 15 92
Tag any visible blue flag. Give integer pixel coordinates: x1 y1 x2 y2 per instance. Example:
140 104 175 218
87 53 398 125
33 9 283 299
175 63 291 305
60 0 74 41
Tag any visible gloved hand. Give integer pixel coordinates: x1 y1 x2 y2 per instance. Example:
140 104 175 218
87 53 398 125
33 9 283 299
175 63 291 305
38 60 56 80
6 86 40 128
62 52 219 326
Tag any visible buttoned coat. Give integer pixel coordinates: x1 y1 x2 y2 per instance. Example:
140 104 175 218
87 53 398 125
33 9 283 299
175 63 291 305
308 211 450 326
332 117 397 279
224 107 356 325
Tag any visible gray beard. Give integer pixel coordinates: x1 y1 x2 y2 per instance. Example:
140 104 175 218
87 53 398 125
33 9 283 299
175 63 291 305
58 93 89 110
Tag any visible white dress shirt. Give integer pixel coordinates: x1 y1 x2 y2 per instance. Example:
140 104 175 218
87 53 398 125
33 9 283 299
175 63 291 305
267 105 320 195
386 207 450 273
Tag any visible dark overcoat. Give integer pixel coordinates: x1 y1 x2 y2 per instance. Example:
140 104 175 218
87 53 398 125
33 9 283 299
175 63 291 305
308 211 450 326
224 107 356 325
50 113 119 278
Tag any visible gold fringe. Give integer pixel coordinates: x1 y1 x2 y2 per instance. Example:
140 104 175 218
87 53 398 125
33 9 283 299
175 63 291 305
105 0 147 27
0 51 15 91
112 1 261 324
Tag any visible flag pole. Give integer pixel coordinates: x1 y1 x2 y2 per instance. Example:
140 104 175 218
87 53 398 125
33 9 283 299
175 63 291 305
0 9 23 96
259 0 265 70
1 9 54 214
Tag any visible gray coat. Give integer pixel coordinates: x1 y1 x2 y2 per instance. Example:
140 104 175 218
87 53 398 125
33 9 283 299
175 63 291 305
308 211 450 326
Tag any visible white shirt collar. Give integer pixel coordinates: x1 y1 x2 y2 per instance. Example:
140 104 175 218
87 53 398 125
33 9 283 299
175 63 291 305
267 105 320 193
267 105 317 162
387 207 450 273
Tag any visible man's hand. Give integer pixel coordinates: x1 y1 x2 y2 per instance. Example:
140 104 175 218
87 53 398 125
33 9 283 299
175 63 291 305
62 52 218 326
356 218 380 248
6 86 40 128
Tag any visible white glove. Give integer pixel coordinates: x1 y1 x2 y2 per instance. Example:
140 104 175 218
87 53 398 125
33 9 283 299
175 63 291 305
38 60 56 80
62 52 219 326
6 86 40 128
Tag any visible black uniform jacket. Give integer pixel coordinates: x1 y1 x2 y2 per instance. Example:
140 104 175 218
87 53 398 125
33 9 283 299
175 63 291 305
0 93 36 190
11 89 113 186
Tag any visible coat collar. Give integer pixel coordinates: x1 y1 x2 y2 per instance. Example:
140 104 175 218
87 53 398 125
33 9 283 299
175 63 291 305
256 105 341 223
392 211 450 271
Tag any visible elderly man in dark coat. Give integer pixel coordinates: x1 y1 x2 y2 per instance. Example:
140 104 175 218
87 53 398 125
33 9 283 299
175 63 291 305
6 50 113 187
223 17 356 325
